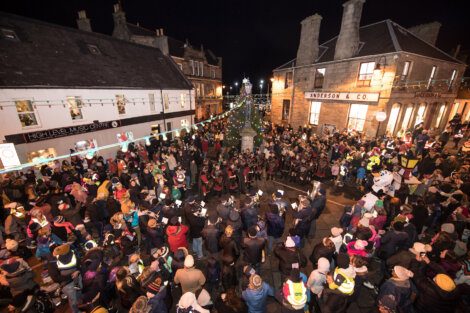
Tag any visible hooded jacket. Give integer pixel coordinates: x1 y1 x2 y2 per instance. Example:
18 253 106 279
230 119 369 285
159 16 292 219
1 258 36 296
413 277 460 313
166 224 189 253
177 292 209 313
242 282 274 313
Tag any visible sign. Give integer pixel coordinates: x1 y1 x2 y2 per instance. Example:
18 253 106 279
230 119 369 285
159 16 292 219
20 120 121 143
414 92 455 98
305 91 380 102
0 143 21 168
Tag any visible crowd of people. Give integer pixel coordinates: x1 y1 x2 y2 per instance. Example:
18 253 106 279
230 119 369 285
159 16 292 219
0 114 469 313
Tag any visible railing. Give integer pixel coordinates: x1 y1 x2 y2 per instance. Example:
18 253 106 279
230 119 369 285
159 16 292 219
391 76 459 93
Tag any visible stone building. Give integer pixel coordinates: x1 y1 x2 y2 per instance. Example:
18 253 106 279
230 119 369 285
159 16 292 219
109 4 223 121
271 0 467 138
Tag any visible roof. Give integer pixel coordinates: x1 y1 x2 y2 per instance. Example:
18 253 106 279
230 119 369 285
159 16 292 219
126 22 155 36
0 12 192 89
275 19 464 70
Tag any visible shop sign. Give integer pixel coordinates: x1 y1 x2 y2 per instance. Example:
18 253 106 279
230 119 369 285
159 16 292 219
22 120 121 143
0 143 21 168
305 91 380 102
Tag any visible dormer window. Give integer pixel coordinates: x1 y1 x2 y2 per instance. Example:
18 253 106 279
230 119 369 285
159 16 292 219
87 44 101 55
1 28 19 41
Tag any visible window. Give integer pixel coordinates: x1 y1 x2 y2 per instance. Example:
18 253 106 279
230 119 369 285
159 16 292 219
449 102 460 121
196 61 200 76
309 101 322 125
449 70 457 89
282 99 290 120
199 62 204 76
401 106 413 131
1 28 19 41
116 95 126 115
67 96 83 120
163 94 169 110
149 93 155 112
348 104 368 131
211 68 216 78
284 72 293 89
180 93 186 108
181 119 189 127
87 44 101 55
427 66 437 90
357 62 375 87
415 104 426 126
386 103 401 135
15 100 38 127
401 61 411 81
190 60 195 75
314 68 325 89
435 104 446 128
177 63 183 71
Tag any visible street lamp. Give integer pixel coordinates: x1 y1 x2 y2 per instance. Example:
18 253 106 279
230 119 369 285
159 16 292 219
375 111 387 138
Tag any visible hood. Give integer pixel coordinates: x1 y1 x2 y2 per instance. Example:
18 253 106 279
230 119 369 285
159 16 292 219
178 292 198 309
166 225 180 235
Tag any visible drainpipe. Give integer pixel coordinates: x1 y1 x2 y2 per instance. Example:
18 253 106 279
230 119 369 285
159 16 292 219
189 89 193 125
288 65 296 126
160 89 167 131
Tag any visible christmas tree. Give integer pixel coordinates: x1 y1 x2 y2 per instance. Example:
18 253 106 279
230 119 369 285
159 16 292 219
224 79 263 148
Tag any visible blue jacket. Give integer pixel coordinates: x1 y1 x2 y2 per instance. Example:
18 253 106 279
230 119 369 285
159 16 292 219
265 212 284 238
148 286 168 313
242 282 274 313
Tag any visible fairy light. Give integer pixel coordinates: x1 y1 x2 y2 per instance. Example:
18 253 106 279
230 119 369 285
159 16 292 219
145 137 151 146
121 143 128 153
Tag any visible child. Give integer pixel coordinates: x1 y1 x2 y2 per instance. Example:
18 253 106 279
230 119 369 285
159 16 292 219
356 162 366 188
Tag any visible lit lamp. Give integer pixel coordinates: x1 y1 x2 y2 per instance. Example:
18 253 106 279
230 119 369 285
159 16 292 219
375 111 387 138
400 155 419 179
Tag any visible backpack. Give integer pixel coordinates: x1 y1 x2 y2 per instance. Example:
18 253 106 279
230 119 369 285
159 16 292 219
283 280 307 309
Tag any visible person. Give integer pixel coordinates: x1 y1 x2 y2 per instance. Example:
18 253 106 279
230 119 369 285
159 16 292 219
0 257 37 310
215 288 248 313
242 226 266 273
306 257 330 313
378 266 415 313
242 274 274 313
413 273 460 313
177 291 210 313
166 217 189 253
309 237 335 267
277 269 307 313
265 203 285 254
173 255 206 294
273 236 307 280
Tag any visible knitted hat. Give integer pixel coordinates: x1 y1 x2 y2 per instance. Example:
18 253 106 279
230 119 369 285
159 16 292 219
441 223 455 234
225 225 234 237
393 266 414 280
409 242 432 255
184 255 195 268
317 257 330 273
5 239 18 252
146 277 163 295
147 219 157 228
249 274 263 289
434 274 456 292
285 236 296 248
331 227 343 237
53 244 70 257
375 200 384 208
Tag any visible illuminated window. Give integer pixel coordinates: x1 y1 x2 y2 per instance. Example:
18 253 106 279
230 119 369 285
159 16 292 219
415 104 426 126
435 104 446 128
449 70 457 89
427 66 437 90
309 101 321 125
282 99 290 120
199 62 204 77
28 148 57 163
67 96 83 120
314 68 325 89
15 100 38 127
449 102 460 121
348 104 368 131
116 95 126 115
149 93 155 112
163 94 170 110
386 103 401 134
357 62 375 87
180 94 186 108
284 72 293 89
401 106 413 131
401 61 411 81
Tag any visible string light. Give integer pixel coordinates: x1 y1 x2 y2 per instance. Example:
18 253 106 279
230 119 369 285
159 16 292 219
145 137 151 146
162 134 168 141
121 142 128 153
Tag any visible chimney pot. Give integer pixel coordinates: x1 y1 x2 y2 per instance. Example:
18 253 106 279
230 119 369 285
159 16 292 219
296 13 322 66
76 10 92 32
156 29 160 36
334 0 366 60
113 3 121 13
160 28 164 36
78 10 87 19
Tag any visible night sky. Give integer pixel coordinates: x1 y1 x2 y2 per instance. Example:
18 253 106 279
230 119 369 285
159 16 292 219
1 0 469 91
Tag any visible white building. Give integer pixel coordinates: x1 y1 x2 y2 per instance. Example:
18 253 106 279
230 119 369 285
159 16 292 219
0 12 195 165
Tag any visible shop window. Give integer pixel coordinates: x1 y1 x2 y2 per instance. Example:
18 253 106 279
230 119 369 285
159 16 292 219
357 62 375 87
386 103 401 135
435 104 446 128
282 99 290 120
149 93 155 112
400 61 411 81
15 100 38 127
284 72 293 89
414 104 426 126
180 93 186 108
67 96 83 120
116 95 126 115
401 106 413 131
448 102 460 121
427 66 437 90
348 104 368 131
309 101 321 125
314 68 325 89
27 148 57 164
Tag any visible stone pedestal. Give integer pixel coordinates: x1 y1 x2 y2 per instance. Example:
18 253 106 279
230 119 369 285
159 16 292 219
240 126 257 152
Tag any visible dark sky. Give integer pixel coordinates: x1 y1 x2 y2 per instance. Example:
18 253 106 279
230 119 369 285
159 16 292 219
1 0 469 90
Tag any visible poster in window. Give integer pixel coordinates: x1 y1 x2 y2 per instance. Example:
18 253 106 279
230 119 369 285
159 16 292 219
116 95 126 115
0 143 21 168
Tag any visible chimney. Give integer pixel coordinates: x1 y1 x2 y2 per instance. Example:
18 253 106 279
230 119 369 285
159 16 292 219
334 0 366 60
76 10 92 32
160 28 164 36
296 14 322 66
112 3 130 41
156 29 160 36
408 22 441 46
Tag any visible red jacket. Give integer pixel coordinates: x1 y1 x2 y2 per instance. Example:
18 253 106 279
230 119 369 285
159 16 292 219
166 225 189 253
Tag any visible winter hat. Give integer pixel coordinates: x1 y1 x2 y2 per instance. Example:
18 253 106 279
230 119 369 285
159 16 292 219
317 257 330 273
53 244 70 257
151 246 169 259
441 223 455 234
184 255 195 268
129 296 149 313
147 219 157 228
285 236 296 248
393 266 414 280
354 240 368 250
434 274 456 292
409 242 432 255
5 239 18 252
358 214 372 228
331 227 343 237
375 200 384 208
337 253 350 269
249 274 263 289
224 225 234 237
84 240 98 251
146 276 163 295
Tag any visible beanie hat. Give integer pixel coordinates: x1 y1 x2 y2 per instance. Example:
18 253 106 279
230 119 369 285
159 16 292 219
354 240 367 250
331 227 343 237
393 266 414 280
84 240 98 251
53 244 70 257
441 223 455 234
434 274 456 292
5 239 18 252
184 255 194 268
285 236 296 248
249 274 263 289
146 277 162 295
409 242 432 255
317 257 330 273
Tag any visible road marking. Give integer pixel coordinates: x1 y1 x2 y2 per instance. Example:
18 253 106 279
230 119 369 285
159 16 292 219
272 180 348 207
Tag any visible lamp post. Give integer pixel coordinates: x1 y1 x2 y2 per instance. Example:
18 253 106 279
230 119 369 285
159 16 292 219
375 111 387 138
234 82 239 94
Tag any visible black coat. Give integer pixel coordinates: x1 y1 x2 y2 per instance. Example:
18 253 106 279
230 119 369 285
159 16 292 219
265 212 285 238
274 245 307 276
202 224 221 254
414 277 460 313
220 235 239 265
